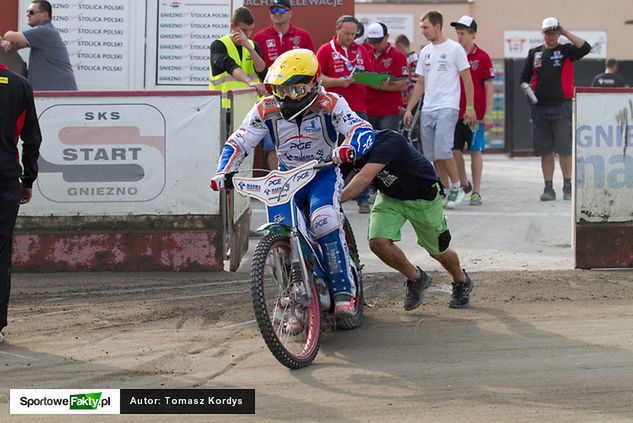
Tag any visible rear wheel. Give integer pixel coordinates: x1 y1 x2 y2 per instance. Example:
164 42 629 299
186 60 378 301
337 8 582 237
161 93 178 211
250 232 321 369
336 217 364 330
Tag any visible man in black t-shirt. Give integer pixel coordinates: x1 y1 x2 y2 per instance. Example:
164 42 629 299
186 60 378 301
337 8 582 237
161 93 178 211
592 58 627 88
340 130 474 310
520 17 590 202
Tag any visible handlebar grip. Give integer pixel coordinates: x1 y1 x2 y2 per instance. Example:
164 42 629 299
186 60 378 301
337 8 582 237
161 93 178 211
225 172 236 190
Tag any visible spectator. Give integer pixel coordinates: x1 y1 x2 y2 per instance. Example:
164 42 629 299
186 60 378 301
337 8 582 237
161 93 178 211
209 7 275 169
591 58 627 88
1 0 77 90
0 49 27 77
403 11 476 209
520 17 591 201
340 129 474 310
317 15 374 213
252 0 315 68
0 63 42 344
365 22 408 132
394 34 419 111
450 16 495 206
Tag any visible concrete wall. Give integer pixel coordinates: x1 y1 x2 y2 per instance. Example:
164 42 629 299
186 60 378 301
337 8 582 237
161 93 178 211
356 0 633 60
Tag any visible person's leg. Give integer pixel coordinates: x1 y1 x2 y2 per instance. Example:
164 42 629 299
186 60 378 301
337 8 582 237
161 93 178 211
430 249 464 282
532 105 556 200
452 120 470 188
0 185 22 334
469 124 485 200
307 167 356 315
552 101 573 199
369 238 417 280
369 193 431 311
434 109 463 208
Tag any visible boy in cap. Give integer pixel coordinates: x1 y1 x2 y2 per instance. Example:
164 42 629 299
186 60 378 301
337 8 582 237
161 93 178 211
449 15 495 206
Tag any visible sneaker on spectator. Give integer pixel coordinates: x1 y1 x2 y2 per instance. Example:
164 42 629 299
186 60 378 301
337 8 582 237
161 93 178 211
334 293 356 317
470 192 482 206
403 267 433 311
358 203 371 214
540 186 556 201
563 182 572 201
446 187 465 209
449 270 474 309
462 181 472 195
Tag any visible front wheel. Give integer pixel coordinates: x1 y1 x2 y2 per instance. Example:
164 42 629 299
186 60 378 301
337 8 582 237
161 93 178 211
251 232 321 369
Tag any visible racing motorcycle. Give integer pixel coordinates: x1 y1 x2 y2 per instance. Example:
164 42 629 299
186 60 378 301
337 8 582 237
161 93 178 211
226 160 363 369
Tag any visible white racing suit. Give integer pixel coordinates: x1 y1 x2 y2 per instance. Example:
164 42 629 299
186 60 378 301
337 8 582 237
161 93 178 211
215 91 374 298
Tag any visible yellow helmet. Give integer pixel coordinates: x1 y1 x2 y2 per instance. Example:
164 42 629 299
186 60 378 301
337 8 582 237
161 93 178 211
265 49 321 121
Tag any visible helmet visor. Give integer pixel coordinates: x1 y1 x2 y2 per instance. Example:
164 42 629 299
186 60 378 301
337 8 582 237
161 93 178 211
272 83 312 100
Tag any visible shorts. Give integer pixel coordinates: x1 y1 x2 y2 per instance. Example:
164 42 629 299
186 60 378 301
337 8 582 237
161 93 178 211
368 187 451 256
420 108 459 161
530 101 572 156
453 119 485 152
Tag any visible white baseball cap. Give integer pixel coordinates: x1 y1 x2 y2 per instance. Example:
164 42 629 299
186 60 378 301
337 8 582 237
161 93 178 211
541 17 560 32
366 22 388 43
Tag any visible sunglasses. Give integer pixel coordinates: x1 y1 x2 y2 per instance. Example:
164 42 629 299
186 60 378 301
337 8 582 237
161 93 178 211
270 7 286 15
26 10 41 16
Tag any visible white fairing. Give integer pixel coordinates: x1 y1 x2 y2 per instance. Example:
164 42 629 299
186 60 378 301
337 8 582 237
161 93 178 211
232 160 317 206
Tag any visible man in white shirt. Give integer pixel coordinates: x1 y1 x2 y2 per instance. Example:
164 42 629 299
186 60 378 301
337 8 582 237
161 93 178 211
404 10 475 209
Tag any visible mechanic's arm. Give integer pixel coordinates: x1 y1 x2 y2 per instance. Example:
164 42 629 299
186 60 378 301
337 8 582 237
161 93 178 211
340 163 384 203
2 31 28 49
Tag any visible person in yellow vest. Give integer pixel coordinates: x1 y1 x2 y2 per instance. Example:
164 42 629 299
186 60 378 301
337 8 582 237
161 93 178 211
210 7 268 107
210 7 276 168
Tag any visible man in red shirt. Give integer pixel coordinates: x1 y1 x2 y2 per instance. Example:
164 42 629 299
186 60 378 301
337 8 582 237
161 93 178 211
450 16 494 206
316 15 373 118
252 0 315 68
317 15 374 213
365 22 408 131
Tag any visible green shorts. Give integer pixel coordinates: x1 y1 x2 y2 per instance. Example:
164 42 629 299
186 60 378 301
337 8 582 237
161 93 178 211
368 187 451 256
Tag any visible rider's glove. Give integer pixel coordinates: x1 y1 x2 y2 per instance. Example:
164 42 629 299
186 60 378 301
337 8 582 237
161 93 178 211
332 145 355 165
210 173 225 191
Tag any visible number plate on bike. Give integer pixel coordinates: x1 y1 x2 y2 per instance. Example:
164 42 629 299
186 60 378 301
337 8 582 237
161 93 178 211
233 160 318 205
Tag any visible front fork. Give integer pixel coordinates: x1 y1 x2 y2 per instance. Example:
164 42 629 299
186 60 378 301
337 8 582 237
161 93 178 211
290 229 312 306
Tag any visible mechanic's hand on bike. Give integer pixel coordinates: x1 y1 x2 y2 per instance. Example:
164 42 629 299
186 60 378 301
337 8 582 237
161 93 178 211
210 173 225 191
332 145 355 165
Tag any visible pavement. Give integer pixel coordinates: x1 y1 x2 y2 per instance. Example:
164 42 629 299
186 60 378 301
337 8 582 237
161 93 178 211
239 154 575 273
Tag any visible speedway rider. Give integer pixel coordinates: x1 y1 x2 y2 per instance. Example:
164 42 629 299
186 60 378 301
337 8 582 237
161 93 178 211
210 49 374 317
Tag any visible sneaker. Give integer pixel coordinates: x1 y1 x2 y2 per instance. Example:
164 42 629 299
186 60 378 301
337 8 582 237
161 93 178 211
358 203 371 214
470 192 482 206
334 294 356 317
563 183 572 201
0 331 4 344
446 187 465 209
540 186 556 201
462 181 472 195
441 190 449 208
449 270 474 309
403 268 433 311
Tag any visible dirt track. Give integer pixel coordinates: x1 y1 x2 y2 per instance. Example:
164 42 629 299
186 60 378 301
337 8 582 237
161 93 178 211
2 269 633 422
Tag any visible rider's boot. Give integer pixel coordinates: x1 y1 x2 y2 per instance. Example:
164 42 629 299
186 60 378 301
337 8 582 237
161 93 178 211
314 224 356 317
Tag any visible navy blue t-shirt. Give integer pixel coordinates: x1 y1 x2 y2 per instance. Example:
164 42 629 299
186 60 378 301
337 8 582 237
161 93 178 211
350 130 439 201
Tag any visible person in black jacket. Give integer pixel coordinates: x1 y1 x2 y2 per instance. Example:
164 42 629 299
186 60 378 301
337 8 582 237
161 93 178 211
520 17 591 202
0 64 42 344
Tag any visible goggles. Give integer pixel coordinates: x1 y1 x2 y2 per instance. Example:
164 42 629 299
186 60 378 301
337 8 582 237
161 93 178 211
272 83 312 100
270 7 286 15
